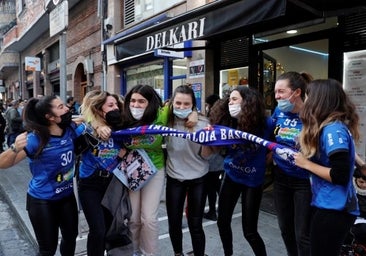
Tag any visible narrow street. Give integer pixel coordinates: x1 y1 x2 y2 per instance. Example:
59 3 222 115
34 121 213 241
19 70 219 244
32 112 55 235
0 192 37 256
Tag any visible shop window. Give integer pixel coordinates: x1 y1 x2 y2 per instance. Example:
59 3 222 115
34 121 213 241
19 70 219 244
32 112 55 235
122 0 183 28
125 61 164 99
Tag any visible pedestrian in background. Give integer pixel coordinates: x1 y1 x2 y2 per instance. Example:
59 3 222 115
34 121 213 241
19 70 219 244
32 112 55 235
78 90 126 256
203 93 223 221
0 110 5 152
271 71 313 256
165 85 209 256
0 95 84 256
294 79 360 256
208 86 271 256
5 99 23 147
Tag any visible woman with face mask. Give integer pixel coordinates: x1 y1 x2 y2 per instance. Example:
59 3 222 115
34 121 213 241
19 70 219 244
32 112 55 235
122 84 198 256
0 95 85 256
77 90 126 256
165 85 210 256
119 84 168 256
207 86 272 256
271 71 313 256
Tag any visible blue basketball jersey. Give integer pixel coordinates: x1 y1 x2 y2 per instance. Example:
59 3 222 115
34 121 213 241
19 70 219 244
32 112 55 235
310 121 359 215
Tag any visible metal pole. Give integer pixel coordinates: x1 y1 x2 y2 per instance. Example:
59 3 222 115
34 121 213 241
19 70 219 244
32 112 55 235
60 31 67 101
100 0 107 91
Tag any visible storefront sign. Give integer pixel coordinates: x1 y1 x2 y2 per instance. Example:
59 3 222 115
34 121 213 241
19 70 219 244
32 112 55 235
115 0 285 61
147 18 205 51
25 57 41 72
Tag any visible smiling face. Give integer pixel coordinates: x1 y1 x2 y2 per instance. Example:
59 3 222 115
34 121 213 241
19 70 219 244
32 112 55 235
48 97 69 122
130 93 149 109
173 92 193 110
274 79 294 101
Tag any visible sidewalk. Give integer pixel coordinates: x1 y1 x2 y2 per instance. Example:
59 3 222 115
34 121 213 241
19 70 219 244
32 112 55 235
0 159 286 256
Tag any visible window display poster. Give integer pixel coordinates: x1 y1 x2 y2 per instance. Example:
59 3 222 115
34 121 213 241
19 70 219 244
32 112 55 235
189 59 205 78
343 50 366 159
191 83 202 112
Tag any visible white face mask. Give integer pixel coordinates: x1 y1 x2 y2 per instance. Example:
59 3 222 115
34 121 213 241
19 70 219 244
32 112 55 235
173 108 192 119
229 104 241 118
130 107 145 120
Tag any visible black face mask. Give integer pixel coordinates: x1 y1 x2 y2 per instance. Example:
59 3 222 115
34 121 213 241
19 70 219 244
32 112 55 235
106 109 123 130
57 111 73 129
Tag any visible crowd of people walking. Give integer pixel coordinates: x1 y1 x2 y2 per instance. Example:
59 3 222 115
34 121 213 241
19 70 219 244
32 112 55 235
0 72 366 256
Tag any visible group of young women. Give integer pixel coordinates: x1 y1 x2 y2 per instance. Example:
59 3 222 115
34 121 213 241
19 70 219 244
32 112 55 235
200 72 362 256
0 71 363 256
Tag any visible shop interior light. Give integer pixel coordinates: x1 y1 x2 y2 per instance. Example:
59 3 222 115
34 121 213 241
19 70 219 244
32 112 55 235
286 30 298 34
173 65 187 70
289 46 329 57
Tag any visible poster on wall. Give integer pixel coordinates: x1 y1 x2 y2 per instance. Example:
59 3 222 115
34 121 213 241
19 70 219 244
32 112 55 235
189 59 205 78
343 50 366 159
191 83 202 112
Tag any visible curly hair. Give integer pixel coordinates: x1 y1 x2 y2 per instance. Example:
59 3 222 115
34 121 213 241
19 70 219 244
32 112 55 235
209 86 266 136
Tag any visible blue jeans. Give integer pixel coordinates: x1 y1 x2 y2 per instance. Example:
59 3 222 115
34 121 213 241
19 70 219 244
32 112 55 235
26 194 78 256
273 167 312 256
217 174 267 256
78 172 113 256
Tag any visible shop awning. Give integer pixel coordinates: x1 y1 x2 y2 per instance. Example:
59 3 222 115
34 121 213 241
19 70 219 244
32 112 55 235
112 0 288 62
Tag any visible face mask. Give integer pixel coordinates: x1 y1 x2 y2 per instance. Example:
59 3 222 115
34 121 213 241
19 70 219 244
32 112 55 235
57 111 72 129
130 107 145 120
106 109 122 130
173 108 192 119
229 104 241 118
277 92 296 112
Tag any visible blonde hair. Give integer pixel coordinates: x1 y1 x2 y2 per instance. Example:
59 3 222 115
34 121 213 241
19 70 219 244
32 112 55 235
80 90 123 125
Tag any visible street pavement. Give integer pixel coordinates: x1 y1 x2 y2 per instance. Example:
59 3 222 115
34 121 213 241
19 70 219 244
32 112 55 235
0 159 286 256
0 192 37 255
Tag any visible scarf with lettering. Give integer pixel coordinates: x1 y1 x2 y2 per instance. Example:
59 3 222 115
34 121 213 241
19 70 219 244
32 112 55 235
112 124 298 165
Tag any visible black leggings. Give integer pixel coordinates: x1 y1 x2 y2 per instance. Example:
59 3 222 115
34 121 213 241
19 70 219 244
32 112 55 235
26 193 78 256
78 174 113 256
166 175 207 256
205 171 223 212
310 208 356 256
217 174 267 256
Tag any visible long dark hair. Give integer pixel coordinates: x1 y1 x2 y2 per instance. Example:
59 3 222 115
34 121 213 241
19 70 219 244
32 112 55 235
123 84 163 127
23 95 57 157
